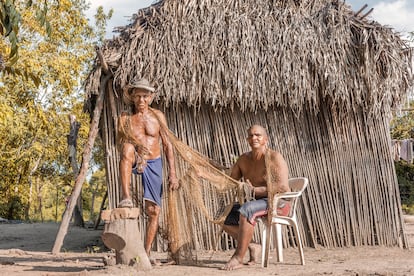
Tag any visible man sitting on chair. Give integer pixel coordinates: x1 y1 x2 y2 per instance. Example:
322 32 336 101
222 124 290 270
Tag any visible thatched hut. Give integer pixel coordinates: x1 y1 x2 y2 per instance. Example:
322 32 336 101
84 0 413 253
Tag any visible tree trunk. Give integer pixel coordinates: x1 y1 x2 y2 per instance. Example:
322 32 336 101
68 114 84 227
26 156 41 220
94 191 107 230
90 190 96 222
101 208 151 270
36 180 44 222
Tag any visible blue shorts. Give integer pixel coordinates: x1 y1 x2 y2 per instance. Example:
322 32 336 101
224 198 291 226
133 157 163 206
224 199 268 226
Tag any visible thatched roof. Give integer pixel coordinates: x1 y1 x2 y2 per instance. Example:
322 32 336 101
85 0 412 115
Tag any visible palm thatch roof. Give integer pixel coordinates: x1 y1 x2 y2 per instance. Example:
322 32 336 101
85 0 412 115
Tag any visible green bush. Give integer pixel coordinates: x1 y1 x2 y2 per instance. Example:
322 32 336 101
395 161 414 214
402 204 414 215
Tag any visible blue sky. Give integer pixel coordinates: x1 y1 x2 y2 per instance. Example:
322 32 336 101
86 0 414 39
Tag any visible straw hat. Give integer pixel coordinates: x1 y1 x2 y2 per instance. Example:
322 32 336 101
126 78 155 93
123 78 156 105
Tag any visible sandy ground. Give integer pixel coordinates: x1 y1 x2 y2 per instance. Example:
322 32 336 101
0 217 413 276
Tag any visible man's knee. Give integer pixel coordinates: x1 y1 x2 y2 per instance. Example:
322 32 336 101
145 203 161 218
239 199 267 219
120 144 135 163
239 202 254 217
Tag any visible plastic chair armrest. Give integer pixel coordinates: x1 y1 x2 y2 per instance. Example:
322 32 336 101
274 192 300 200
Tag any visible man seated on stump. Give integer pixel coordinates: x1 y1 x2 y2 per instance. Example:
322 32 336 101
117 77 179 264
222 125 290 270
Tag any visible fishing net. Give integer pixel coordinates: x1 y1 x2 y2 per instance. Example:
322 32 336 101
118 108 278 264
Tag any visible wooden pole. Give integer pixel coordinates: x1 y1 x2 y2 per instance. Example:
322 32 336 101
52 73 111 254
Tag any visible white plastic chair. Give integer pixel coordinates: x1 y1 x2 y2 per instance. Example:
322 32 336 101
260 177 308 267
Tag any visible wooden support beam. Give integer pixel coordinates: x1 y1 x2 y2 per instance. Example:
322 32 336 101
359 8 374 20
354 4 368 17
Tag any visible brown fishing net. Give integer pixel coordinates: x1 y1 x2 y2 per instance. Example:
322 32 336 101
156 115 243 263
159 115 282 263
118 108 278 263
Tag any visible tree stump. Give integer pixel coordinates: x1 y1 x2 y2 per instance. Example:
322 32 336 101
101 208 151 270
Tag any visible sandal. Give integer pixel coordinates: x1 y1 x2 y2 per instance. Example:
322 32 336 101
118 198 133 208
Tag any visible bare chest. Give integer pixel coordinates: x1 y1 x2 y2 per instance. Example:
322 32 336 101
129 114 160 138
239 159 267 187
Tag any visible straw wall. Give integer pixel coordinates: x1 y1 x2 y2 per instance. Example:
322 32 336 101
101 82 407 250
84 0 413 254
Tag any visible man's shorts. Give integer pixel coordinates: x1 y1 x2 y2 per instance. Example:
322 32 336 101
224 198 291 226
133 157 163 206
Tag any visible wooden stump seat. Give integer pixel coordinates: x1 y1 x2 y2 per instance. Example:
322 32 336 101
101 208 151 270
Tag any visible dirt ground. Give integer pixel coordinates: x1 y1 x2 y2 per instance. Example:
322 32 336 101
0 217 413 276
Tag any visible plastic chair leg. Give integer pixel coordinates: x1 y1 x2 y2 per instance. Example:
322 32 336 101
262 223 273 267
261 225 267 267
275 223 283 263
292 222 305 265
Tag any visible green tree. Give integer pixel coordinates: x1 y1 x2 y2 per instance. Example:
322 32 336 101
390 106 414 140
391 29 414 214
1 0 23 65
1 0 52 75
82 168 106 222
0 0 111 221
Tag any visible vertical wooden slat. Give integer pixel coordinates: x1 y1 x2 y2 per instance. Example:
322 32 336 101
102 101 408 254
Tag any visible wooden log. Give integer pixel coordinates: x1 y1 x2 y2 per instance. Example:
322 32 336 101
101 208 151 270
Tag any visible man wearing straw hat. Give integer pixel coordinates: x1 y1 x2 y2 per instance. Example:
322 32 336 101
117 77 179 264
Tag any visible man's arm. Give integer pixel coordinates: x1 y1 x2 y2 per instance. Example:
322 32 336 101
229 157 243 181
155 110 179 190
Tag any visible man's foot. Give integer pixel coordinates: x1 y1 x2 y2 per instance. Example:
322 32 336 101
221 256 244 270
247 243 261 265
118 198 133 208
149 258 161 266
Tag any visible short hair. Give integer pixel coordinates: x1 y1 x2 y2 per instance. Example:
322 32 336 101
247 124 268 137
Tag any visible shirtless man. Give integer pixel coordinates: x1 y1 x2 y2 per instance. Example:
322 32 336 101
222 125 290 270
117 78 179 263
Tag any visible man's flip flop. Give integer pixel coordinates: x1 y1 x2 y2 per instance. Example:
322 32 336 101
118 198 133 208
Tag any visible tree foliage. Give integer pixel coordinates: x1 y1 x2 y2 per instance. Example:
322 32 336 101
82 168 106 222
390 30 414 212
394 161 414 214
0 0 111 221
1 0 52 74
0 0 22 64
390 109 414 140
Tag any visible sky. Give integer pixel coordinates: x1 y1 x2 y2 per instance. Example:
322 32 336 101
86 0 414 39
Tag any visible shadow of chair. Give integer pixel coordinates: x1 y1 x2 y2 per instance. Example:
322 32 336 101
260 177 308 267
